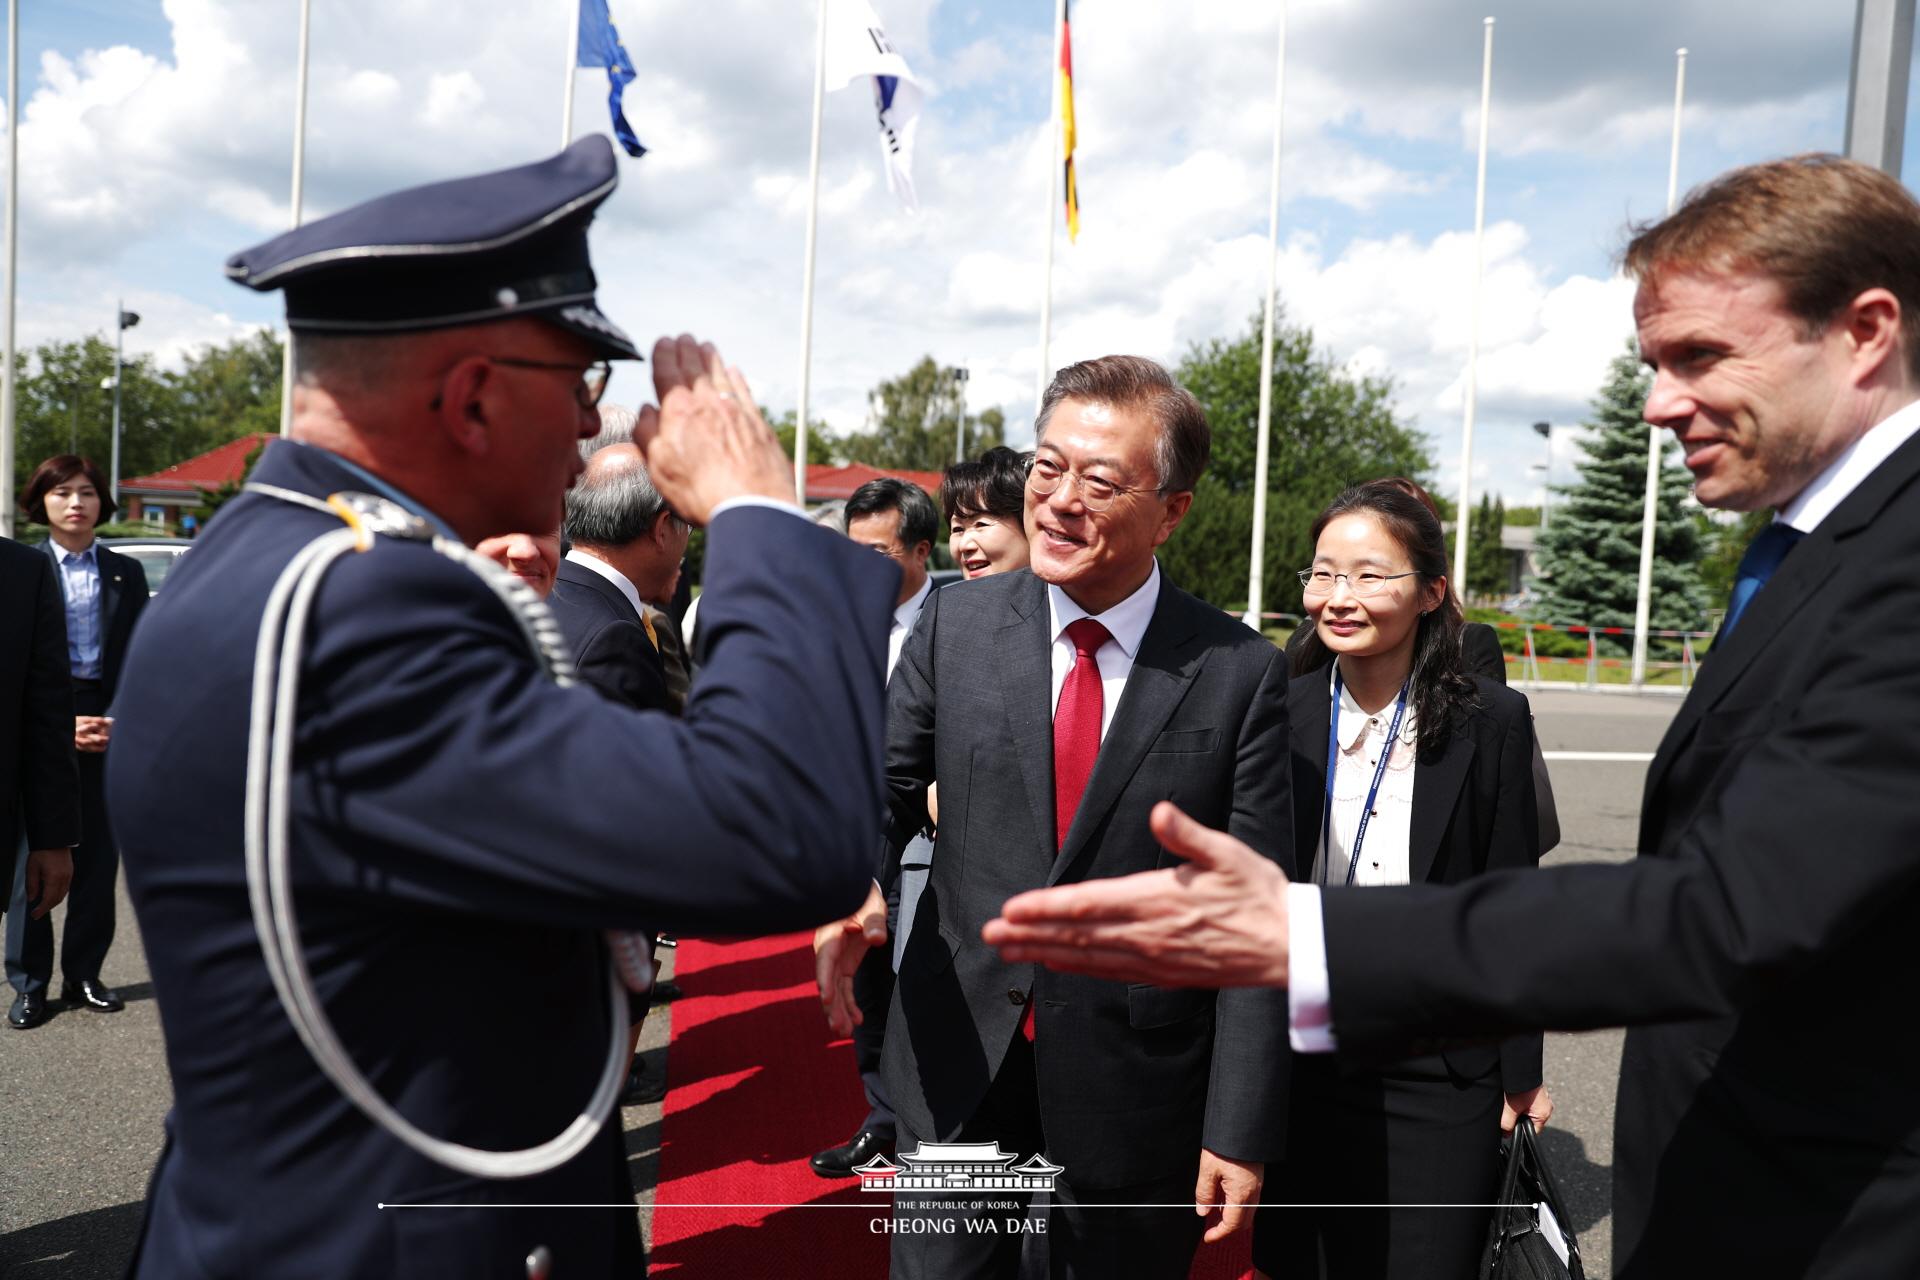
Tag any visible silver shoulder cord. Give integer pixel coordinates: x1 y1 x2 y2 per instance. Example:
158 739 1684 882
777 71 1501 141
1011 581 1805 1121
241 482 641 1180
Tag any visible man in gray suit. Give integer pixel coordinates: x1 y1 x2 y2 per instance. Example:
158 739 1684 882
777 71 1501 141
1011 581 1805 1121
816 355 1293 1277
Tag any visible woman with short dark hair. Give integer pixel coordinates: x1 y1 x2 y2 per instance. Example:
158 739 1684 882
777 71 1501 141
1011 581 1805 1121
6 455 148 1029
940 445 1031 580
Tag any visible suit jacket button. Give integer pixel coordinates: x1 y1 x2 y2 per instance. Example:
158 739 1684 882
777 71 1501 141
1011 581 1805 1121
526 1245 552 1279
1008 989 1027 1006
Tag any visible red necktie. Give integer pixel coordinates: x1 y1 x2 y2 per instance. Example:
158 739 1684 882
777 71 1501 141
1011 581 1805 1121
1026 616 1110 1041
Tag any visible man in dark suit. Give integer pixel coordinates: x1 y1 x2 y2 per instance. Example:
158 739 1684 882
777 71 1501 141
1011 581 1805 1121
987 154 1920 1277
107 139 894 1279
551 436 688 715
810 476 938 1179
0 537 77 927
7 456 149 1024
819 355 1292 1277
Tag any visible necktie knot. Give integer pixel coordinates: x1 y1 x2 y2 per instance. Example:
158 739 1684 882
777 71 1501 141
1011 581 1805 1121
1721 521 1806 640
1064 617 1111 660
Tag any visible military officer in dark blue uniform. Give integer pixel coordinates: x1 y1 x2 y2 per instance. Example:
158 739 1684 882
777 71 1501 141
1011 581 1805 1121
107 136 897 1278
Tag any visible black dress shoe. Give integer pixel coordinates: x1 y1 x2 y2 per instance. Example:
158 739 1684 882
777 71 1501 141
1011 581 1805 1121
8 990 50 1029
810 1129 892 1178
648 980 684 1005
60 979 125 1012
619 1063 668 1107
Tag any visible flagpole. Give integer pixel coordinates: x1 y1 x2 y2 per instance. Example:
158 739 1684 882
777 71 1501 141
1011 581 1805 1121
1243 1 1289 631
1630 46 1686 687
278 0 312 437
1451 16 1494 596
1035 0 1066 419
793 0 829 503
561 0 580 147
0 0 18 536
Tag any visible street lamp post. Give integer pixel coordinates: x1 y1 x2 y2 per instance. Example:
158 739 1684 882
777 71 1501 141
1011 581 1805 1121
110 303 139 505
1531 420 1552 530
953 365 971 463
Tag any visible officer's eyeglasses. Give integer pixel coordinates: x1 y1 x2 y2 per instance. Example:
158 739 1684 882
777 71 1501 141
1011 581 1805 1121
1298 568 1420 598
1026 455 1161 514
490 357 613 409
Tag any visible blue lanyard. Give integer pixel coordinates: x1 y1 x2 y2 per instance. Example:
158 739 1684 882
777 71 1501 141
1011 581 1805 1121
1322 669 1409 886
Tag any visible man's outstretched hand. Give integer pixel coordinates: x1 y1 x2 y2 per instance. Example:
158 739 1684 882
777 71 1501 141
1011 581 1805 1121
633 334 795 525
982 802 1293 989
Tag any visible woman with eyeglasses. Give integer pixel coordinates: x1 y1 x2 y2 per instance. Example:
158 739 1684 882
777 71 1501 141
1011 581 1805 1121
1254 479 1550 1280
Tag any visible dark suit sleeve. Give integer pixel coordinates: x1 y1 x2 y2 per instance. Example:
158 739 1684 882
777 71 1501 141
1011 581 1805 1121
572 618 671 714
1203 643 1295 1163
295 506 896 936
21 554 80 851
877 584 940 883
1487 700 1543 1092
1463 622 1507 685
1321 564 1920 1053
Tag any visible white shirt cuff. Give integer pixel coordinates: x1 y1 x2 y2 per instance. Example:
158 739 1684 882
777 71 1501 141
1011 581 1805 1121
1286 882 1336 1053
710 495 809 521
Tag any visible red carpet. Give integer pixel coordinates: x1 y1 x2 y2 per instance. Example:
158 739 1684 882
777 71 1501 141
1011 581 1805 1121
652 932 1252 1280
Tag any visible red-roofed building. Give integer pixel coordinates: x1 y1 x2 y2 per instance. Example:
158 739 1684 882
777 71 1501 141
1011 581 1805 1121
804 462 944 505
120 432 274 530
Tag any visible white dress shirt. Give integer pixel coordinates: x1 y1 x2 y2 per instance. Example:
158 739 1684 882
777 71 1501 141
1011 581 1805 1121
1044 560 1161 743
1287 395 1920 1055
564 547 645 619
887 576 934 682
1319 666 1419 889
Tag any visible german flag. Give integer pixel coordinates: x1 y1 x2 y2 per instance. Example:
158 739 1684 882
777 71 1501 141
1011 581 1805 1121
1059 0 1079 241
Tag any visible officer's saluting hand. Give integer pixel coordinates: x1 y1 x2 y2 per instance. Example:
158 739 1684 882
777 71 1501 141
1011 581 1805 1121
637 334 797 521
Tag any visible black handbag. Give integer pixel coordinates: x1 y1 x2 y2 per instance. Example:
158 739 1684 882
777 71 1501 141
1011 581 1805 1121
1480 1117 1585 1280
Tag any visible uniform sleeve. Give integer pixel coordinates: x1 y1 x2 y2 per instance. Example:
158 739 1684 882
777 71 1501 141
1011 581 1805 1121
21 554 81 851
293 505 898 936
1202 645 1295 1163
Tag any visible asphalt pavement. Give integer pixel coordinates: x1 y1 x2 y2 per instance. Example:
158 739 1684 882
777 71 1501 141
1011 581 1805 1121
0 686 1678 1278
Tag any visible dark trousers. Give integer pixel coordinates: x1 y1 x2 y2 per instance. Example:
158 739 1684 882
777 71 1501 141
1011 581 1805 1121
7 686 118 995
852 879 902 1142
889 1032 1204 1280
1255 1053 1504 1280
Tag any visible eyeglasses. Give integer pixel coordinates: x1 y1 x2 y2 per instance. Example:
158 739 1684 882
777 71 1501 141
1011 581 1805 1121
1297 569 1420 597
1027 455 1161 513
490 357 613 409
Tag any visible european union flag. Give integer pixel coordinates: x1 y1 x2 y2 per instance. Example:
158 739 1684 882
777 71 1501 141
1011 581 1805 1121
578 0 647 158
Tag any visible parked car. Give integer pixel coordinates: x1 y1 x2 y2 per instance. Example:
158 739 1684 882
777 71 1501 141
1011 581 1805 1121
102 537 193 595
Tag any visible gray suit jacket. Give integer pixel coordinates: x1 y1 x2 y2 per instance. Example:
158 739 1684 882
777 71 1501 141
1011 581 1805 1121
879 567 1294 1186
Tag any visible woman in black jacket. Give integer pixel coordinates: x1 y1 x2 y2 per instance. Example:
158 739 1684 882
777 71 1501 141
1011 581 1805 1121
5 455 148 1029
1256 479 1549 1280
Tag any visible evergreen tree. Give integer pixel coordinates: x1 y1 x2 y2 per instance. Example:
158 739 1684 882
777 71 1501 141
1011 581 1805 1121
1465 493 1508 602
1533 340 1710 655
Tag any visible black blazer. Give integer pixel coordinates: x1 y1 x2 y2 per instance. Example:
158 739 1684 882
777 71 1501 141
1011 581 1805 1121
0 539 80 901
38 538 147 699
547 557 672 713
1288 670 1541 1091
879 567 1294 1187
1315 425 1920 1276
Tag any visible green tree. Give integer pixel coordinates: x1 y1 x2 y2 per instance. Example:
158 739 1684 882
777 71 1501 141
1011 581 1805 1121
9 329 284 499
1533 340 1710 653
838 356 1006 471
1160 309 1432 610
1465 493 1508 602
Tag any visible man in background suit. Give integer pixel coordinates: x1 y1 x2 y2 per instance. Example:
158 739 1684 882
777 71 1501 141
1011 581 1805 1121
551 438 689 715
810 476 937 1178
0 537 77 927
987 154 1920 1277
819 356 1292 1277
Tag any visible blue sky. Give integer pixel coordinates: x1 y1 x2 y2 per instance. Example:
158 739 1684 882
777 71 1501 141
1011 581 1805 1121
8 1 1918 510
